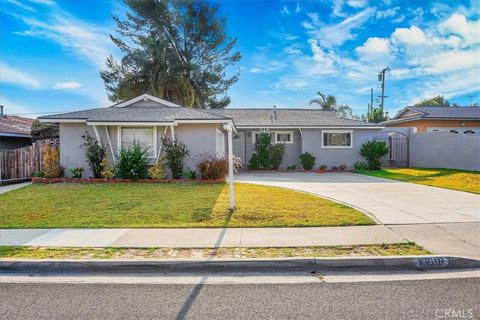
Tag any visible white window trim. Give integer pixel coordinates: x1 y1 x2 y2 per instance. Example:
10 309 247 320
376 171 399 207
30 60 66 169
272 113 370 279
321 130 353 149
215 128 225 156
117 126 157 162
274 131 294 144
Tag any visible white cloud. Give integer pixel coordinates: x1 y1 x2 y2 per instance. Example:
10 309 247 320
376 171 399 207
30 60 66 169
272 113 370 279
280 6 290 15
376 7 399 19
0 63 41 88
28 0 55 5
438 13 480 46
249 68 262 74
392 26 426 46
347 0 368 8
53 81 82 90
355 37 392 60
6 0 36 12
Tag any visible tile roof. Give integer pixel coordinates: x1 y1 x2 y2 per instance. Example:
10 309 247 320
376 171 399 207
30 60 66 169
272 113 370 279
211 108 380 127
402 106 480 120
0 115 33 135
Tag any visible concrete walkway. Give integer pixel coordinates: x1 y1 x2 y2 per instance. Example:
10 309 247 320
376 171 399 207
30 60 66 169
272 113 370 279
0 182 31 194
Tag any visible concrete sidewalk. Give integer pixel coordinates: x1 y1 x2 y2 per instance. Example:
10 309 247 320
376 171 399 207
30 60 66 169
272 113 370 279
1 225 406 248
0 182 31 194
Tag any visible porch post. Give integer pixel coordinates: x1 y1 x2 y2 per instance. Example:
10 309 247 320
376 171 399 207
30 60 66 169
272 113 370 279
224 123 235 211
92 125 101 144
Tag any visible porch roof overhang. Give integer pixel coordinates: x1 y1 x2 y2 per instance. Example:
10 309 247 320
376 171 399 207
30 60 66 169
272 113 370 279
234 125 384 130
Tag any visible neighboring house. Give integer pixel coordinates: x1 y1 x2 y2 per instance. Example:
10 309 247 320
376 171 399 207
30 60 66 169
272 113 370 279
39 94 382 177
0 108 33 149
382 106 480 134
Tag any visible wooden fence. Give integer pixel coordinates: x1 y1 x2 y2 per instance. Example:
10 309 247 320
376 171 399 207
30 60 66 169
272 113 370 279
0 139 57 182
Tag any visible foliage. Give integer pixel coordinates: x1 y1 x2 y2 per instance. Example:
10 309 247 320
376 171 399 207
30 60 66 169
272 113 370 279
68 166 84 178
353 160 368 171
331 166 338 171
100 157 115 179
100 0 241 108
309 91 358 119
148 160 167 180
270 143 286 170
319 164 328 171
116 141 149 179
43 145 63 178
80 131 106 178
184 167 197 180
249 132 272 169
32 171 44 178
162 136 189 179
286 164 297 171
299 152 316 170
339 164 348 171
31 119 59 142
360 140 389 170
197 153 228 180
364 107 389 123
414 95 450 107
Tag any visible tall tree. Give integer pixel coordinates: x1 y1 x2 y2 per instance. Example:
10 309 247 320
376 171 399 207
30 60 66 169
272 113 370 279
309 91 359 119
100 0 241 108
414 95 451 107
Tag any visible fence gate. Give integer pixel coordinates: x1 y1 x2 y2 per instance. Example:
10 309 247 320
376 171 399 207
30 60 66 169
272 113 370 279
375 132 409 168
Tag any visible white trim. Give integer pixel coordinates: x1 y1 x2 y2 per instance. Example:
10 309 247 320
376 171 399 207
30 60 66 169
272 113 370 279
175 119 232 124
39 118 86 123
321 130 353 149
170 125 175 140
274 131 294 144
155 126 169 164
104 126 116 164
238 126 383 130
215 128 225 155
154 126 158 158
112 94 182 108
223 124 235 211
88 121 175 126
92 125 101 144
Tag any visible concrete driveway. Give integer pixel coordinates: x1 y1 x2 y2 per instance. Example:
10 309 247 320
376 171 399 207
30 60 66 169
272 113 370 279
235 172 480 225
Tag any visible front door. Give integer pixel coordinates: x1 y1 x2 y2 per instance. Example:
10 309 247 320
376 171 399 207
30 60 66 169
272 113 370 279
232 132 246 164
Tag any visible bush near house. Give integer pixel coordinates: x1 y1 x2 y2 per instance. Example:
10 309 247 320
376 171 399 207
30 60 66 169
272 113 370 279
148 159 167 179
271 143 286 170
197 153 228 180
43 145 63 178
100 157 115 179
81 131 106 178
116 141 149 179
300 152 316 170
162 136 189 179
248 132 286 170
360 140 389 170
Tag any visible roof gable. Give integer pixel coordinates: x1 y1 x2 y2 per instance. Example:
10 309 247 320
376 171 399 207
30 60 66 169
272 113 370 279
112 94 183 108
395 108 424 119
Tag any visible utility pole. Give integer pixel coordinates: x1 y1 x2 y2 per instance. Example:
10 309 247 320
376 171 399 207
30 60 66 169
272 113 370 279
369 88 374 119
378 67 389 113
467 95 475 106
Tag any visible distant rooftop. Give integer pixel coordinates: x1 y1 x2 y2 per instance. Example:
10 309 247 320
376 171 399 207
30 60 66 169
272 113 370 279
400 106 480 120
0 115 33 136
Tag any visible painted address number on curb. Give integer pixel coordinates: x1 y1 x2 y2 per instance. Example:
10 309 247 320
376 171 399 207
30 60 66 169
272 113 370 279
413 257 449 269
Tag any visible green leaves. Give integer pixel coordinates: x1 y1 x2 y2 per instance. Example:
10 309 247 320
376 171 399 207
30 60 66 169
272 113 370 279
162 136 189 179
359 140 389 170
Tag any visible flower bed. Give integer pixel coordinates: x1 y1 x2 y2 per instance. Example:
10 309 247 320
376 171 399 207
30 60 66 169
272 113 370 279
32 177 225 184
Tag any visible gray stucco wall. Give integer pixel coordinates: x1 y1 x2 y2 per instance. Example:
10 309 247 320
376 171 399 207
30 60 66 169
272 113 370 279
59 122 223 178
302 129 381 168
409 132 480 171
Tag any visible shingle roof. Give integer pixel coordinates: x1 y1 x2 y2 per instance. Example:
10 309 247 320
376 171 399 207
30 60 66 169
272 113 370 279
40 106 230 122
402 106 480 119
0 115 33 135
211 108 379 127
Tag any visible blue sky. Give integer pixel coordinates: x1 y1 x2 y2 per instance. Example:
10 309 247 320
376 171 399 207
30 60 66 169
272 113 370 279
0 0 479 118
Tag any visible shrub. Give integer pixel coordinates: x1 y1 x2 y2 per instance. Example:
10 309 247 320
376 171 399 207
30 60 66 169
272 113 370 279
271 143 286 170
184 167 197 179
32 171 44 178
252 132 272 169
148 159 166 179
197 154 228 180
68 166 84 178
339 164 348 171
353 160 368 170
319 164 328 171
331 166 338 171
100 157 115 179
360 140 389 170
81 131 106 178
43 145 63 178
286 164 297 171
116 141 149 179
299 152 316 170
247 152 260 169
162 136 189 179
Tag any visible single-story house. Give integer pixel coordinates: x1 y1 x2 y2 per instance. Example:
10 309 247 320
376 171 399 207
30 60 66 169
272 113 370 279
39 94 383 177
382 106 480 134
0 108 33 149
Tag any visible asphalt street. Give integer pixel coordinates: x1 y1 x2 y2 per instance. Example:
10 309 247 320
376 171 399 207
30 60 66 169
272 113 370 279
0 277 478 319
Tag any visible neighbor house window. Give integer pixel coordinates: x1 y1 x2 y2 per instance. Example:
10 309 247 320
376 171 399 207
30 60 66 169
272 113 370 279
322 130 352 148
463 130 475 134
275 131 293 144
119 127 155 158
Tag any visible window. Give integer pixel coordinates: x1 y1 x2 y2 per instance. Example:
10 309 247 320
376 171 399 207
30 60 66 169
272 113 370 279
275 131 293 144
463 130 476 134
322 130 352 148
450 129 459 134
119 127 155 158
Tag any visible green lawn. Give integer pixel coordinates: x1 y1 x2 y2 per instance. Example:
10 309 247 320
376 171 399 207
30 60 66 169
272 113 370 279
357 168 480 194
0 183 373 228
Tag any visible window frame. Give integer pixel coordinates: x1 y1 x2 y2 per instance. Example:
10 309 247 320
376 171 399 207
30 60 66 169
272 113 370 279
274 131 294 144
117 126 157 162
321 130 353 149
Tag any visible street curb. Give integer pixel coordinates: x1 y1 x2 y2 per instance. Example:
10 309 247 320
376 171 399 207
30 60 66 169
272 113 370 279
0 256 479 274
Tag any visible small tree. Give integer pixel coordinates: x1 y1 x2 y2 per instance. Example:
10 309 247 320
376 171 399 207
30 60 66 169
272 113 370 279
360 140 389 170
271 143 286 170
299 152 316 170
81 131 106 178
116 141 149 179
249 132 272 169
162 136 189 179
43 145 63 178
